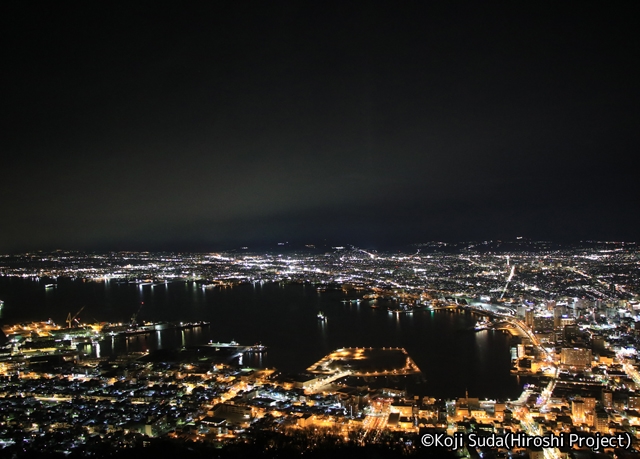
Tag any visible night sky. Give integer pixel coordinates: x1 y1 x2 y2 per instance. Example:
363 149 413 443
3 3 639 252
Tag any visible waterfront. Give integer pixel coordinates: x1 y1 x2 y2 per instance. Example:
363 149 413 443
0 277 521 399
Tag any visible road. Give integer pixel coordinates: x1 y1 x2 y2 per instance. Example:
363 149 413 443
360 399 391 444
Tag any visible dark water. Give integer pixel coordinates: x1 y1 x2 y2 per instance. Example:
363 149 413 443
0 277 525 399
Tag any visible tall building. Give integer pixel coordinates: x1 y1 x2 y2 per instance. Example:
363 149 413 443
583 397 596 413
560 317 576 327
525 309 535 328
534 316 554 332
592 336 606 352
628 395 640 410
554 307 562 328
561 348 593 368
572 399 585 424
595 410 609 433
517 306 527 319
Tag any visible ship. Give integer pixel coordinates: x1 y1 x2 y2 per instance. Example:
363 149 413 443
388 303 413 314
108 321 210 337
247 343 267 353
474 317 492 331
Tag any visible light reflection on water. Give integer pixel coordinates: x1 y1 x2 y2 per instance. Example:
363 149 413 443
1 278 522 399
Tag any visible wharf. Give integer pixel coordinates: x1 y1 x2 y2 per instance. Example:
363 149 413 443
307 347 421 377
111 321 210 337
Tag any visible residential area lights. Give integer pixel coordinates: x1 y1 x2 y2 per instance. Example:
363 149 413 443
0 241 639 455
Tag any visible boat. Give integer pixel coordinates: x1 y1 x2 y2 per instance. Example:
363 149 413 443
112 320 210 337
317 311 327 321
388 303 413 314
474 317 492 331
247 344 267 353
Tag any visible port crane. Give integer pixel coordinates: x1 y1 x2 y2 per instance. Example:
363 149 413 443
66 306 85 329
130 303 144 328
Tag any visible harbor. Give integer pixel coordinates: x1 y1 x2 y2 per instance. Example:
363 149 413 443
0 320 212 358
0 278 523 399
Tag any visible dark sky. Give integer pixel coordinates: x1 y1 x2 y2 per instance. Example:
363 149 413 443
3 2 639 252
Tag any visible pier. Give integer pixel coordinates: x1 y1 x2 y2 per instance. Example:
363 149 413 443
307 347 421 377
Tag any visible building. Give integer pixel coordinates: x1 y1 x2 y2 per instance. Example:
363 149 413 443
563 325 581 342
595 410 609 433
572 399 585 424
628 395 640 410
525 309 535 328
561 348 592 368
